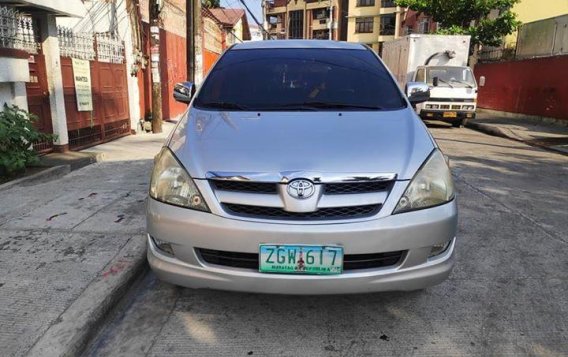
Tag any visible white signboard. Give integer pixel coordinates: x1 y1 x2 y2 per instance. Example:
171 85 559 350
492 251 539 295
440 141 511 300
71 58 93 111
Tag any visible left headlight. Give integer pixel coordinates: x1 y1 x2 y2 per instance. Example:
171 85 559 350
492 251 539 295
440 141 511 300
393 149 454 214
149 148 209 212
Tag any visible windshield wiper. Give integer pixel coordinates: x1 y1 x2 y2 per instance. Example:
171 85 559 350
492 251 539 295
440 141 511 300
449 79 473 88
436 78 454 88
199 101 250 110
280 102 384 110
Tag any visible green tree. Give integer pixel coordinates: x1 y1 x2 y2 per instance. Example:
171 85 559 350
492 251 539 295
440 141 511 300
396 0 521 47
202 0 220 8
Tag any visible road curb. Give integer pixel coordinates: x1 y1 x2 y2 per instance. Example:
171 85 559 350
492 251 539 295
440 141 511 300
466 121 568 156
0 165 70 193
26 236 148 357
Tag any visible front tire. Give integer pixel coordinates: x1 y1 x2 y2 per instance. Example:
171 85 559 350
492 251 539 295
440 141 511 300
452 119 466 128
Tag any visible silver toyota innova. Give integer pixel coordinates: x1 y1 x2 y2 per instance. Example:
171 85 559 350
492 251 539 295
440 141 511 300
147 40 457 294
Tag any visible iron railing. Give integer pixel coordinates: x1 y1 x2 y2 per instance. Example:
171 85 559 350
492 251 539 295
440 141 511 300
95 32 125 63
58 26 96 60
0 5 40 53
57 26 125 63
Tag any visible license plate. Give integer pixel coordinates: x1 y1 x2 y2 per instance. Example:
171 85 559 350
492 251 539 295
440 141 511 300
259 245 343 275
443 111 457 118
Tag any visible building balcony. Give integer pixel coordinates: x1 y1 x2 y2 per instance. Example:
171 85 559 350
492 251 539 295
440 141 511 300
378 34 395 42
380 27 395 36
311 19 329 30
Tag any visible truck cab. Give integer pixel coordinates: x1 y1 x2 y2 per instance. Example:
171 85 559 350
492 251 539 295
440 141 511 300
413 65 477 127
381 34 478 128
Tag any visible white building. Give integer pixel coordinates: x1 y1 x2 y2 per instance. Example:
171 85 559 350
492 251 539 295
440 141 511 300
248 24 264 41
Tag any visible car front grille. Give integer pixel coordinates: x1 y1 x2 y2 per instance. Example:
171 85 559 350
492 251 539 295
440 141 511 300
324 181 393 194
210 180 392 195
211 180 277 194
197 248 405 271
210 177 394 221
223 203 381 220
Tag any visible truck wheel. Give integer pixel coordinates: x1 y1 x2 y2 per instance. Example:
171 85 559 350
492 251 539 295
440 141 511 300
452 120 465 128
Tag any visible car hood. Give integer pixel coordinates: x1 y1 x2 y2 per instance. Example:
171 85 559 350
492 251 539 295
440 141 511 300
168 108 435 180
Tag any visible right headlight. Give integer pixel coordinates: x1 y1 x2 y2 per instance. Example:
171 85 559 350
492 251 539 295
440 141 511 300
393 149 454 214
149 147 209 212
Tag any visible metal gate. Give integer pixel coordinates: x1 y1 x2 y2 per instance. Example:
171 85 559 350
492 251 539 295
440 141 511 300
59 29 130 149
26 53 53 152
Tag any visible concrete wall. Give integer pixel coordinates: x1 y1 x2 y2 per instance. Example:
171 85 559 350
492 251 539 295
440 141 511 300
0 82 28 110
504 0 568 48
512 0 568 25
475 55 568 120
139 0 187 37
0 57 30 82
203 16 223 76
0 41 31 112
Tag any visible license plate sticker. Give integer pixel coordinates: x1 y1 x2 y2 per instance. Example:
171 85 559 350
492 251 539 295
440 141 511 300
259 245 343 275
443 111 458 118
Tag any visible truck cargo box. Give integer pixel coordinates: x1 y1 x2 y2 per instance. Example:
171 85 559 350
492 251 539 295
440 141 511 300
382 34 471 89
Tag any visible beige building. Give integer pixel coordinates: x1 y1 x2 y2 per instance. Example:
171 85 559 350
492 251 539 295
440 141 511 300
346 0 402 53
264 0 344 40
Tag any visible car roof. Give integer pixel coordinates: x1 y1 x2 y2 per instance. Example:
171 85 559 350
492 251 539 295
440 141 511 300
232 40 367 51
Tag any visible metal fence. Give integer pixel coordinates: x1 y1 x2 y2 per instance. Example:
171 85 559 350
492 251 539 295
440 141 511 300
95 32 125 64
57 26 125 63
478 47 516 62
58 26 95 60
0 5 40 53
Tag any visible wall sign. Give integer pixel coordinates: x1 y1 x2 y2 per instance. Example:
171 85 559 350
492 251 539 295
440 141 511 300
71 58 93 111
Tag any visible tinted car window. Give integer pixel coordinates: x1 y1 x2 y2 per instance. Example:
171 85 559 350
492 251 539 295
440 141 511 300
193 48 406 111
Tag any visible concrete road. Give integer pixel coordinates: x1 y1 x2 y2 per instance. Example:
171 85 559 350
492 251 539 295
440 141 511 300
0 125 173 357
86 124 568 357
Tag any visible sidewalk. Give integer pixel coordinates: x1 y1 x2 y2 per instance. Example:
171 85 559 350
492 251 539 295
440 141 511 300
467 109 568 155
0 123 175 357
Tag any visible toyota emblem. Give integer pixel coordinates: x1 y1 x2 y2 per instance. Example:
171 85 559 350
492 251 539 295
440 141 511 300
287 179 315 199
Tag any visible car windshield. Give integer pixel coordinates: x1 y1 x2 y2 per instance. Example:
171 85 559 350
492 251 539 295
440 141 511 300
193 48 406 111
426 66 476 88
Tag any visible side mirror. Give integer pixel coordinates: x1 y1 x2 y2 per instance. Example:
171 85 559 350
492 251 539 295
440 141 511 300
173 82 195 103
479 76 486 87
405 82 430 105
432 76 439 87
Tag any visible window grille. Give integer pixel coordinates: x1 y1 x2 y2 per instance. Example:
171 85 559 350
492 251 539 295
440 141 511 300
357 0 375 7
355 17 374 34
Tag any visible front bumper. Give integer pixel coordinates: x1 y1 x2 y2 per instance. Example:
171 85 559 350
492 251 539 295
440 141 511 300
419 110 476 121
147 197 458 294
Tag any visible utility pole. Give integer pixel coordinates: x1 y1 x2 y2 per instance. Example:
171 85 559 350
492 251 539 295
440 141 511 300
261 0 266 40
186 0 194 82
238 0 271 40
149 0 162 133
328 1 333 40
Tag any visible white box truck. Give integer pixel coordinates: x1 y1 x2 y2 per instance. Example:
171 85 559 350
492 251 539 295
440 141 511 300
382 34 477 127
